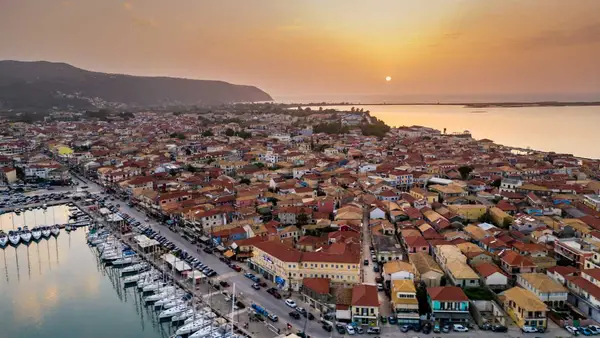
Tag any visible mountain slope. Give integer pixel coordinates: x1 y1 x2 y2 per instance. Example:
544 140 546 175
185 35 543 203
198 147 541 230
0 60 272 110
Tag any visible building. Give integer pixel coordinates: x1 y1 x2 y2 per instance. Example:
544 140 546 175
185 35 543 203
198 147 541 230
382 260 416 282
301 278 334 313
391 280 420 325
250 240 361 291
474 262 508 289
566 269 600 322
446 261 480 287
372 235 404 262
499 250 536 279
410 252 444 287
502 287 548 329
583 195 600 211
427 286 470 325
351 284 380 325
554 238 595 268
516 273 568 308
0 167 17 184
447 205 488 221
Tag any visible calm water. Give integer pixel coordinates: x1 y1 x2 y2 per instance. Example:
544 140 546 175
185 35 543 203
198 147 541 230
0 206 174 338
326 104 600 159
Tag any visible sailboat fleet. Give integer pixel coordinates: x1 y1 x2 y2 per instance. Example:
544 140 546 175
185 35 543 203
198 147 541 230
87 228 240 338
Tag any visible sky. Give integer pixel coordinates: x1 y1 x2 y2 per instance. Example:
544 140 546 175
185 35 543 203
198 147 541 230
1 0 599 102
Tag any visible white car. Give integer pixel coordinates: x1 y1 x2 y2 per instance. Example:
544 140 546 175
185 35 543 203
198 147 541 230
285 299 296 308
522 326 538 333
565 325 579 335
346 325 356 335
145 218 150 222
453 324 469 332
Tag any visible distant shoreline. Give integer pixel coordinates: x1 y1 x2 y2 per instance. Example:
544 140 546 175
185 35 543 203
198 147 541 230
295 101 600 108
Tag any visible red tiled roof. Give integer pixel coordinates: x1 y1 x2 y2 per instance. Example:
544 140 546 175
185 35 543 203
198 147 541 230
254 241 302 262
547 265 577 277
474 262 506 278
567 276 600 301
303 278 330 294
351 284 380 307
582 269 600 281
403 235 429 248
427 286 468 301
500 250 536 267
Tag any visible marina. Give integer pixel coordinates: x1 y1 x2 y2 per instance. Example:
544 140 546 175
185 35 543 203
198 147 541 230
0 202 249 338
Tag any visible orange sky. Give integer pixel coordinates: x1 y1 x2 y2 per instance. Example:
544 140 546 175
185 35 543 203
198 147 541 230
1 0 599 102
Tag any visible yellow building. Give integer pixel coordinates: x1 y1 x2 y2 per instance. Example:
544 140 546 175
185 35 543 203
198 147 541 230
409 188 438 204
503 287 548 329
448 204 488 221
251 241 361 291
489 207 513 227
391 280 420 325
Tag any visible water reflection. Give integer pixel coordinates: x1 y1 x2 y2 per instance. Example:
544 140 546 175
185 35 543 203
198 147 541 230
0 205 174 338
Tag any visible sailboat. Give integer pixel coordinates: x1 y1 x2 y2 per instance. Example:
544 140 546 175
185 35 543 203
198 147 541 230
51 225 60 236
121 262 149 274
0 231 8 247
158 304 189 319
31 227 42 240
41 226 51 238
176 318 211 335
20 226 32 243
8 230 20 245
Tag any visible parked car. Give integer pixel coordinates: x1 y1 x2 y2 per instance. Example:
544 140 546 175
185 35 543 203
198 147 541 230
285 299 297 308
453 324 469 332
588 325 600 335
267 288 282 299
377 283 384 291
565 326 579 336
522 326 538 333
367 327 380 334
335 324 346 334
219 281 230 287
442 324 451 333
346 325 356 335
307 313 315 320
422 323 432 334
251 283 261 290
267 314 278 322
401 325 410 333
289 312 301 320
492 325 507 333
295 307 307 316
231 265 242 272
433 323 441 333
322 324 333 332
388 316 397 325
364 259 369 266
581 327 593 336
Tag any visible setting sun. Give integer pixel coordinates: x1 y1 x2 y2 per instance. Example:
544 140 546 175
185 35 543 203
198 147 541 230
385 76 392 82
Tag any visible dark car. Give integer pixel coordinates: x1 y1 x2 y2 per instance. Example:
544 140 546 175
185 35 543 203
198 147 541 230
388 316 397 325
422 323 432 334
219 281 230 287
492 325 508 333
335 324 346 334
308 313 315 320
289 312 301 320
322 324 333 332
259 281 267 287
203 247 213 254
235 301 245 309
267 288 282 299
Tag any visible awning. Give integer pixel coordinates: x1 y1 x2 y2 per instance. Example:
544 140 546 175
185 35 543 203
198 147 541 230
186 270 206 280
199 236 210 242
161 253 191 272
216 245 226 252
224 250 235 258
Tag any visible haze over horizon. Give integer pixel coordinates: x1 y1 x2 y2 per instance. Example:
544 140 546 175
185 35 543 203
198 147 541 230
2 0 599 103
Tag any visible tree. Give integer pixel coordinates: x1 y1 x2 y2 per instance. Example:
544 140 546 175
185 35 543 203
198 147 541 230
502 218 512 229
491 178 501 188
297 213 309 226
458 166 473 180
225 128 235 136
202 130 214 137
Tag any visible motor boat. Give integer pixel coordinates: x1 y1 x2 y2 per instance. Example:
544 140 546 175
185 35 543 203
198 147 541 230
8 230 20 245
176 319 211 335
111 257 140 267
0 231 8 247
171 308 196 323
159 304 188 319
31 227 42 240
121 263 149 274
41 226 51 238
51 225 60 236
20 226 32 243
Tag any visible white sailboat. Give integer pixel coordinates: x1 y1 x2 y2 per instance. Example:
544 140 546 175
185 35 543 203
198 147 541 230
41 226 51 238
31 227 42 240
188 325 215 338
8 230 20 245
20 226 32 243
51 225 60 236
123 271 158 284
0 231 8 247
142 281 167 293
176 318 211 335
111 256 140 267
146 289 182 304
158 304 188 319
121 262 149 274
171 308 196 322
153 292 185 308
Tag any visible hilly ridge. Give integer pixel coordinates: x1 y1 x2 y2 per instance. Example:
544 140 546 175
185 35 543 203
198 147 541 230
0 60 273 111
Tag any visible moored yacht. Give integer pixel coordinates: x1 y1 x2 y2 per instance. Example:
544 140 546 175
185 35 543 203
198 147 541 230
20 226 32 243
176 318 211 335
51 225 60 236
159 304 188 319
121 262 149 274
0 231 8 247
111 256 140 267
31 227 42 240
8 230 20 245
41 226 51 238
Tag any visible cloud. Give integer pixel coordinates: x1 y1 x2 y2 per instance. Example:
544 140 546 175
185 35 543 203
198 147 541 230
515 22 600 49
